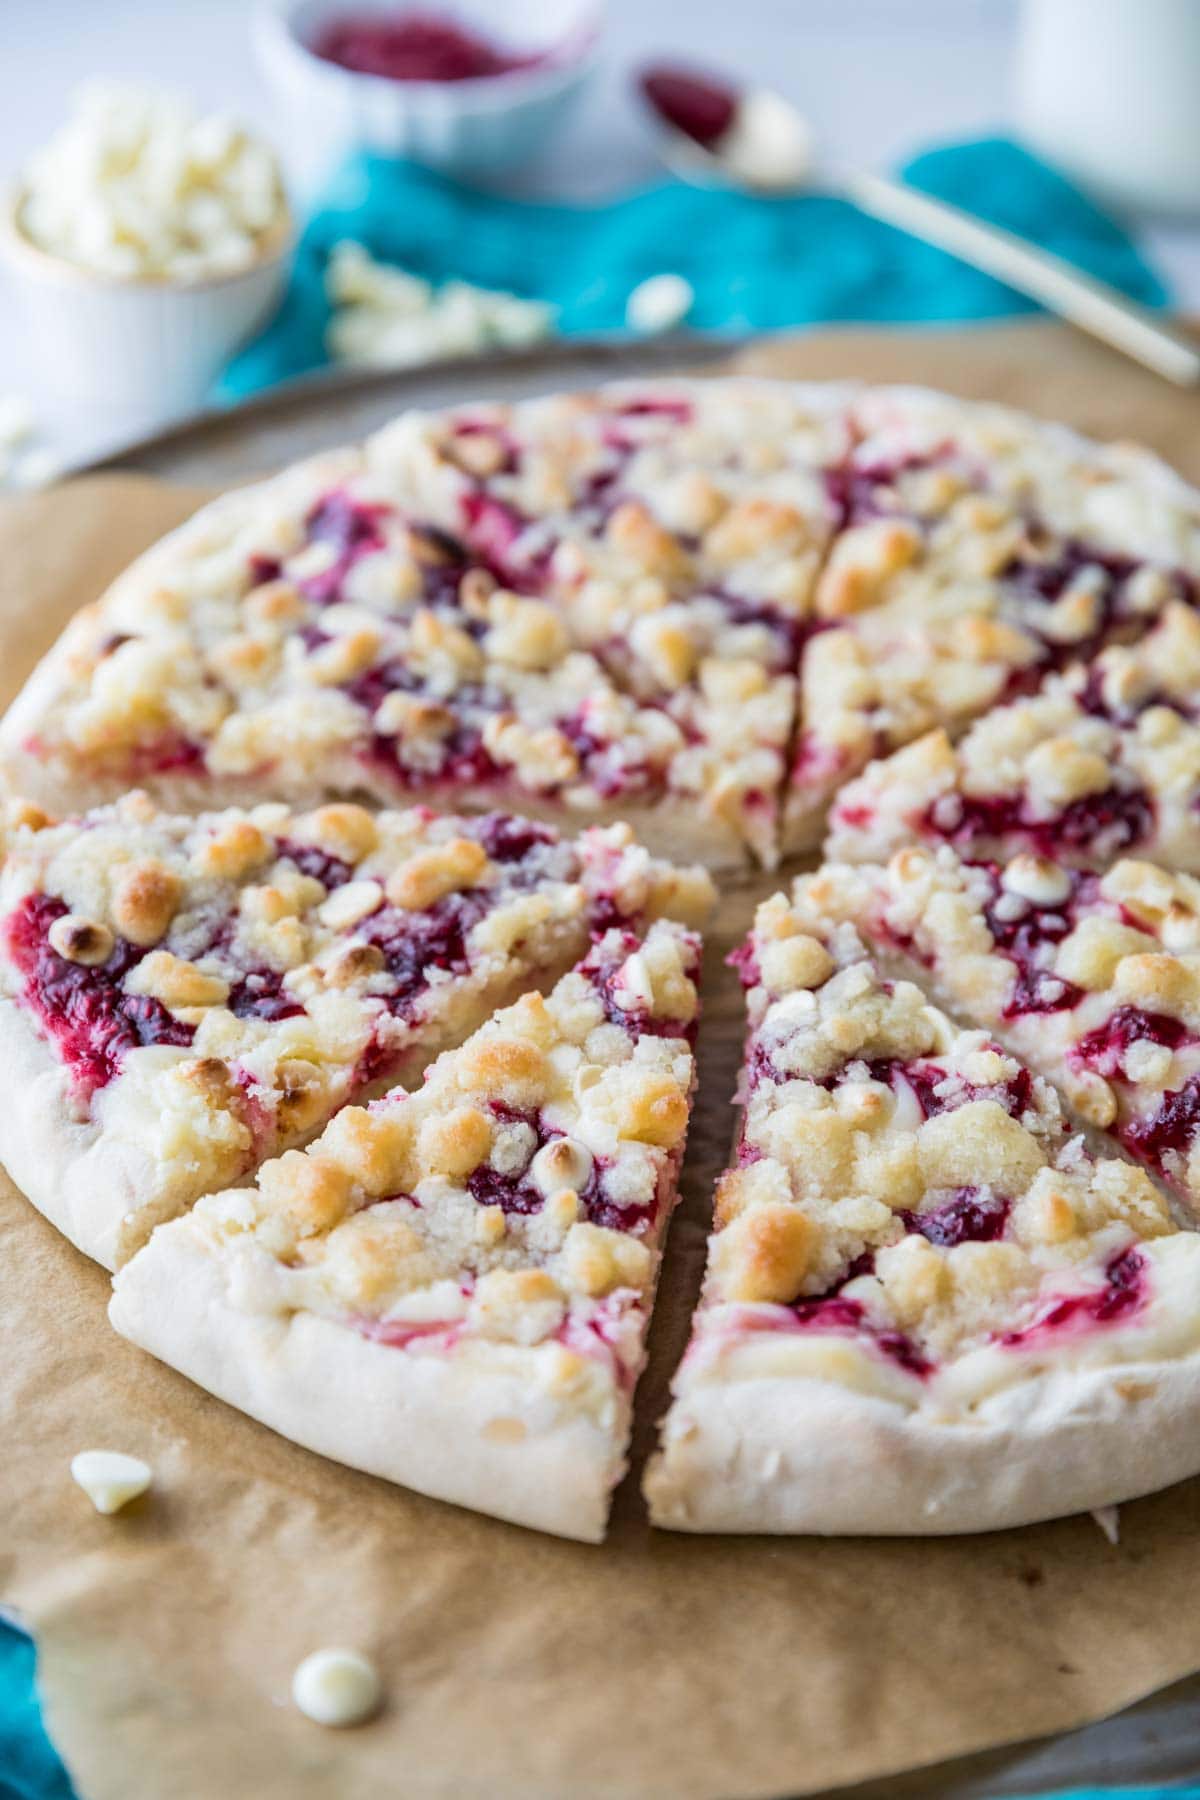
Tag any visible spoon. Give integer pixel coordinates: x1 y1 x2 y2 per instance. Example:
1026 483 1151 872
638 64 1200 387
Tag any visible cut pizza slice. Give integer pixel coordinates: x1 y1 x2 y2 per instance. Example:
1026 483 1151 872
0 381 848 868
785 386 1200 854
110 920 702 1542
0 466 763 866
377 380 856 864
645 889 1200 1535
0 792 712 1269
827 602 1200 873
807 847 1200 1217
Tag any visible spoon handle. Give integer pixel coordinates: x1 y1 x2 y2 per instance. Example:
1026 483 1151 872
844 168 1200 387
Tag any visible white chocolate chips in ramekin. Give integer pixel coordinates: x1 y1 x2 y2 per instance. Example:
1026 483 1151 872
17 83 287 282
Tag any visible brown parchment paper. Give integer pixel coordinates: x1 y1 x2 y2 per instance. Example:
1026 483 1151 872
8 322 1200 1800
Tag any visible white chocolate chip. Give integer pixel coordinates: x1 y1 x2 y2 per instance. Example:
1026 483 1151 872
19 83 287 283
317 879 383 930
48 913 115 965
626 273 694 335
529 1136 594 1199
1001 854 1072 908
613 951 654 1010
292 1648 381 1727
70 1449 152 1514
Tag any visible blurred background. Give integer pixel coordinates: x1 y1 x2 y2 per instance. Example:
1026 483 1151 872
3 0 1200 471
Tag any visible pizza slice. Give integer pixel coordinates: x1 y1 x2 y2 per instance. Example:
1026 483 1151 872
381 380 857 864
0 792 712 1268
0 466 768 866
807 847 1200 1216
784 386 1200 854
827 602 1200 873
0 382 848 868
645 888 1200 1534
110 920 702 1542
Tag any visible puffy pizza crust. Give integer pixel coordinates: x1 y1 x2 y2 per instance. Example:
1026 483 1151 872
110 1215 626 1543
0 990 161 1271
0 986 442 1272
0 942 587 1272
644 1351 1200 1534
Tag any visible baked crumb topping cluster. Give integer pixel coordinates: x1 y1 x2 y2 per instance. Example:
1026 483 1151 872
785 390 1200 854
827 601 1200 874
687 884 1200 1405
0 791 712 1247
801 848 1200 1213
9 381 1200 869
180 919 701 1409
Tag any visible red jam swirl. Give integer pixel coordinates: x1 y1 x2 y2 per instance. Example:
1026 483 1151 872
4 894 194 1099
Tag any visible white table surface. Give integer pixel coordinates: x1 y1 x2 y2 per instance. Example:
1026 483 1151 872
3 0 1200 463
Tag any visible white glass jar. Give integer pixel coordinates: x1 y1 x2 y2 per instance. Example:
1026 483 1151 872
1016 0 1200 215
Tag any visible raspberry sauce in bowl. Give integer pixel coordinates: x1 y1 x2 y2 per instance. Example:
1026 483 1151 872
259 0 601 177
311 11 542 82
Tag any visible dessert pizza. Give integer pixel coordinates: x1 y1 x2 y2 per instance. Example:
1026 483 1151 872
0 792 712 1268
810 847 1200 1217
111 920 702 1541
645 889 1200 1534
827 602 1200 874
12 374 1200 1541
785 386 1200 854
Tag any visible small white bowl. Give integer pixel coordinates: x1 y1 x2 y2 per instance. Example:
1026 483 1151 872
255 0 602 188
0 198 293 436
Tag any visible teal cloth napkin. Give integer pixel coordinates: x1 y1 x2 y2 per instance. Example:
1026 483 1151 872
3 135 1177 1800
220 134 1167 399
0 1623 75 1800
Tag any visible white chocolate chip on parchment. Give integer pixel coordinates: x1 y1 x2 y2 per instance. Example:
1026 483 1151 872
292 1648 382 1727
70 1450 152 1514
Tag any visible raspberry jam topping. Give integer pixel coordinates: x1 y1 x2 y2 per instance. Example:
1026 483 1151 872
823 450 950 532
226 967 304 1024
1073 663 1178 725
727 938 761 991
615 396 695 425
979 867 1087 1019
127 737 205 779
471 813 557 865
461 492 548 589
1002 541 1188 657
276 840 355 891
1001 1246 1146 1348
361 892 489 1008
300 492 390 604
901 1187 1011 1248
467 1106 656 1236
1125 1074 1200 1173
466 1159 545 1218
788 1293 933 1379
584 930 698 1042
1072 1005 1190 1079
928 782 1155 864
639 66 737 148
361 729 503 796
873 1054 1033 1122
5 894 194 1099
311 12 541 82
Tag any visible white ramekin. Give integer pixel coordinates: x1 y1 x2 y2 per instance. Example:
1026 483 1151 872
254 0 603 189
0 200 293 436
